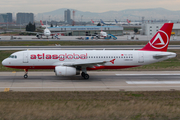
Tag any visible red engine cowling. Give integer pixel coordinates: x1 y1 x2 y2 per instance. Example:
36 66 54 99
55 66 80 76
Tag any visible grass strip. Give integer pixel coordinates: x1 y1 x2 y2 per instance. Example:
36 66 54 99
0 91 180 120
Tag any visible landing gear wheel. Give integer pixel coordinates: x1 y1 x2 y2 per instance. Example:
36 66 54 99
81 72 85 77
84 74 89 79
24 69 28 79
24 74 28 79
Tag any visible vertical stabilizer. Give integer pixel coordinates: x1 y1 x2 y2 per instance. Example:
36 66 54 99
140 23 173 52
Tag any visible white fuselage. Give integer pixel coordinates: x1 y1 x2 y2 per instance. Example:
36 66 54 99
100 31 107 38
2 50 176 70
44 28 51 38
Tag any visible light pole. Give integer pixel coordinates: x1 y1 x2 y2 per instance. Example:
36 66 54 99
6 15 8 30
81 15 83 24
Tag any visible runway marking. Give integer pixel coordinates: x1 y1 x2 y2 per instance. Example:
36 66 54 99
116 74 180 76
126 81 180 84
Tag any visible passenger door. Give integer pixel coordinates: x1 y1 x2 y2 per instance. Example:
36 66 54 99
23 52 28 63
138 52 144 63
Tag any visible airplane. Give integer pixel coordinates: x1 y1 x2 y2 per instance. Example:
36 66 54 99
2 23 176 80
126 19 141 25
115 19 132 25
100 19 116 25
34 21 60 39
100 30 108 38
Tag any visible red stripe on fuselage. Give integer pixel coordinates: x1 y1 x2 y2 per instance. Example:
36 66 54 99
4 65 139 70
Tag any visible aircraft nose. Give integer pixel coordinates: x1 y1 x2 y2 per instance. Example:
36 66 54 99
2 59 7 66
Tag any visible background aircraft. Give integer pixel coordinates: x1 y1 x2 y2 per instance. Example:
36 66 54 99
29 21 61 39
100 19 116 25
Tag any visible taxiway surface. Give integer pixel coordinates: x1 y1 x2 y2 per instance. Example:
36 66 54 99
0 45 180 50
0 71 180 91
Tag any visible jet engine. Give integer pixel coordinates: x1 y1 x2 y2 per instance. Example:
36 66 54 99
55 66 80 76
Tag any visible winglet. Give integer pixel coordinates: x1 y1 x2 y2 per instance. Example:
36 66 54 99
140 23 174 52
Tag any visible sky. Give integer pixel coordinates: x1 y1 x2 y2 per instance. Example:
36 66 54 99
1 0 180 14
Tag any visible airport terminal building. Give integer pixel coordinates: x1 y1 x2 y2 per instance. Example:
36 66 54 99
49 26 123 36
141 23 180 36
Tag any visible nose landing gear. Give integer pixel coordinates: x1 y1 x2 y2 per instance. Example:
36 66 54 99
24 69 28 79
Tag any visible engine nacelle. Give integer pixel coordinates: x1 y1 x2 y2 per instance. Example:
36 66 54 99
55 66 80 76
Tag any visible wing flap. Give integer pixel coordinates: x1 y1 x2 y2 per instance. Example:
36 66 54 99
53 61 108 67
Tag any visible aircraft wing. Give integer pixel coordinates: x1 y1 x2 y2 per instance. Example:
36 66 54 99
50 32 67 35
25 31 43 35
73 61 107 66
53 60 111 67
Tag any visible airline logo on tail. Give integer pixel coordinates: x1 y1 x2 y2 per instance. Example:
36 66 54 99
91 19 94 24
140 23 173 52
149 30 169 49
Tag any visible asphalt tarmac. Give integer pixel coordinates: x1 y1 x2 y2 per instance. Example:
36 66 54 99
0 71 180 91
0 45 180 50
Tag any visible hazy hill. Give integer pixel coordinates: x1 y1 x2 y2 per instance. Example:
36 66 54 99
37 8 180 21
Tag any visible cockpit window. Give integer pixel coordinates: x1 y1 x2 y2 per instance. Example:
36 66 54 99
9 55 17 59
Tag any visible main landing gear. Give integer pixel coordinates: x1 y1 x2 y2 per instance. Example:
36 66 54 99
81 68 89 79
81 72 89 79
24 69 28 79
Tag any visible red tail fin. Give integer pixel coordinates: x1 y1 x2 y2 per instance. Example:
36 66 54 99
140 23 173 52
40 20 44 25
127 19 131 23
91 19 94 24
